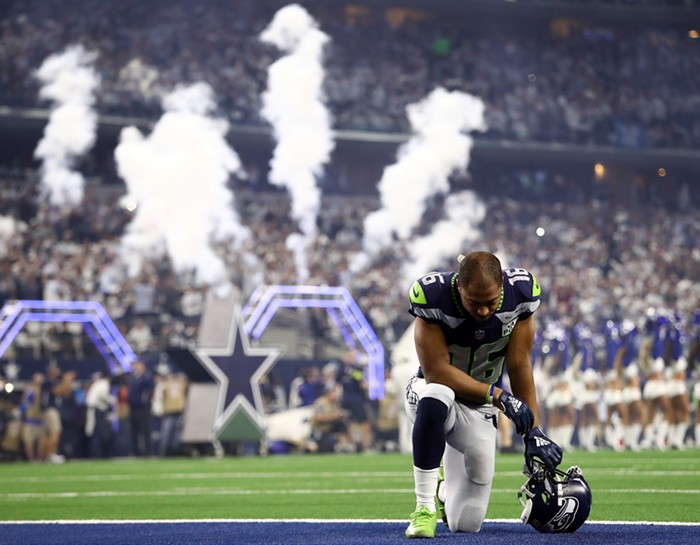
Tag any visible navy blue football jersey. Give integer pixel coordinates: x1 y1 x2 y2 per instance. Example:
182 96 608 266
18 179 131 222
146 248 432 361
408 268 541 386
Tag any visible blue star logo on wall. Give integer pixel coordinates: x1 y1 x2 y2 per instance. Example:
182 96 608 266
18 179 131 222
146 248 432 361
191 304 281 438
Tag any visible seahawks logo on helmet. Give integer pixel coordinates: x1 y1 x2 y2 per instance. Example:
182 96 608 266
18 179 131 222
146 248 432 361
518 462 591 533
549 497 581 532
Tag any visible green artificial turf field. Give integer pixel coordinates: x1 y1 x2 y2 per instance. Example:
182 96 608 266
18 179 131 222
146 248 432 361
0 450 698 522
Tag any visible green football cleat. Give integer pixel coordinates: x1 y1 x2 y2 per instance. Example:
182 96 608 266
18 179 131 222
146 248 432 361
405 506 437 538
435 465 447 528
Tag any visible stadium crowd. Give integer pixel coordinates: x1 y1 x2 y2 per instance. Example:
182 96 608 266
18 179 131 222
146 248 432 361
0 159 699 459
1 0 700 149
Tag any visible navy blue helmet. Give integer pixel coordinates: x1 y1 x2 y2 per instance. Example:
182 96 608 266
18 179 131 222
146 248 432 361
518 462 592 533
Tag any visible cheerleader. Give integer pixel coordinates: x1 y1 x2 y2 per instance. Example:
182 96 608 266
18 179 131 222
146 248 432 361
541 320 575 451
666 312 691 450
571 323 602 451
640 310 673 450
619 320 644 451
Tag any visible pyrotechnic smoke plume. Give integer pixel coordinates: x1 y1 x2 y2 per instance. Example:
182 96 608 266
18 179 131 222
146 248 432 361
352 87 486 274
114 82 253 287
260 3 334 282
401 190 486 285
34 45 100 209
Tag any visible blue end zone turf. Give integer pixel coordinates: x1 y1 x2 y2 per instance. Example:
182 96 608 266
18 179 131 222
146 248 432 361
2 521 699 545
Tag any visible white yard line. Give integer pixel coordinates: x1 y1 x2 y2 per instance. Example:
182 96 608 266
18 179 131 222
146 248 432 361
1 487 699 500
0 471 409 483
0 468 699 483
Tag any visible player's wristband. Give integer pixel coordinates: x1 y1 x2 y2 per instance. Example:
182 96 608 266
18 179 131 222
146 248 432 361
485 383 496 404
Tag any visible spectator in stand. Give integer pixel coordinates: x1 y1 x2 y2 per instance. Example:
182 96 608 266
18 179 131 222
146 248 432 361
128 361 155 456
321 361 340 392
39 363 73 463
150 369 165 455
374 366 400 452
20 372 44 462
289 367 324 409
130 270 158 317
287 367 307 410
339 351 373 453
126 318 156 355
110 373 132 457
180 286 205 326
3 0 700 149
159 369 188 457
1 396 23 461
259 370 287 414
297 367 325 408
308 384 352 453
84 372 115 459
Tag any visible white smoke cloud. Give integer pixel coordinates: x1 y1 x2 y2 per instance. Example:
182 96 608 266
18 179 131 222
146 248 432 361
352 87 486 272
260 3 334 282
33 45 100 209
401 190 486 286
114 82 252 286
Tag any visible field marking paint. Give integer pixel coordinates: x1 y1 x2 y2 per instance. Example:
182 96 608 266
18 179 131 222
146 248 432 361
1 468 699 484
0 488 412 499
0 518 699 526
0 471 410 483
2 487 699 501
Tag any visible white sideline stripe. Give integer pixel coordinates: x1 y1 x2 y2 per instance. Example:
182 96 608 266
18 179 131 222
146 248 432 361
0 472 410 483
2 487 699 500
0 518 699 526
1 468 700 483
1 488 412 499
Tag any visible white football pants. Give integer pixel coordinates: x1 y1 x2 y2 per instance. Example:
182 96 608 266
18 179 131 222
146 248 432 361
405 375 498 532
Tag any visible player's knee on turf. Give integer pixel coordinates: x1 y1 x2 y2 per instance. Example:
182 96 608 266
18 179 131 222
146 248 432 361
450 493 489 533
450 509 486 533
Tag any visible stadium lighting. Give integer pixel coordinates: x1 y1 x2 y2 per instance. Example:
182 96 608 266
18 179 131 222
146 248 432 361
243 285 385 399
594 163 605 180
0 300 135 374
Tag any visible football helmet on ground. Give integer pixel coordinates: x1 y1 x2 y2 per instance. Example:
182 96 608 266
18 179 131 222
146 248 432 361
518 461 591 533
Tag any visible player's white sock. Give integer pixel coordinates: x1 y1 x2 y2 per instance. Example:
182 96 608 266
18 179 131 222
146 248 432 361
413 466 438 512
695 424 700 448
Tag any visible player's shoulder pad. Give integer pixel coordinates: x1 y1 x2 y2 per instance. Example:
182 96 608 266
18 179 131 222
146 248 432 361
504 267 541 303
408 271 451 307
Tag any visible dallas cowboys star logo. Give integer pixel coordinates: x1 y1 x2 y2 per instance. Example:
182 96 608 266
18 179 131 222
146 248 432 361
190 304 282 438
